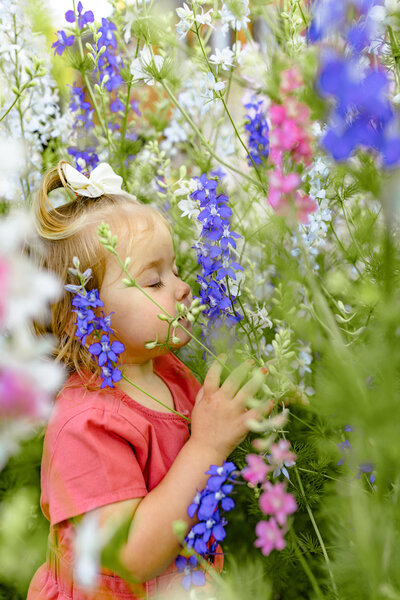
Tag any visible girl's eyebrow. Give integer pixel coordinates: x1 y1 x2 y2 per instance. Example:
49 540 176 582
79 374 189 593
135 255 176 277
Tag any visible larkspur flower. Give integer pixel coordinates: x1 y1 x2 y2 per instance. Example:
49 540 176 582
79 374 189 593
65 2 94 29
88 334 125 367
317 51 400 166
131 46 164 86
209 47 235 71
176 3 194 39
186 173 244 325
67 273 125 388
267 440 297 479
96 19 124 92
177 461 237 590
254 518 286 556
175 555 205 591
309 0 385 51
67 148 99 172
52 30 75 56
242 454 271 485
99 361 123 389
244 95 269 166
259 481 298 526
221 0 250 33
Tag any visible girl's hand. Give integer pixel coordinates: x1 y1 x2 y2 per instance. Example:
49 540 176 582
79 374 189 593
190 357 268 459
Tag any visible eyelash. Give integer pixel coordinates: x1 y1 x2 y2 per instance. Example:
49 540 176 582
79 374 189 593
148 269 180 288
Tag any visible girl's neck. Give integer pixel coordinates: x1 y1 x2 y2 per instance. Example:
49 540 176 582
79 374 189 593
119 359 156 385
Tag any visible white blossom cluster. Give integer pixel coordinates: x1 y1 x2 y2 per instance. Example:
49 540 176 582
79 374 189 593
0 141 64 468
0 0 70 204
291 157 332 268
161 66 224 156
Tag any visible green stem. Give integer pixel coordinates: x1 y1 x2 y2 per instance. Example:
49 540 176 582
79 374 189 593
289 529 324 599
294 467 339 598
12 15 30 202
121 374 190 421
0 89 25 123
225 277 256 355
159 80 266 192
193 21 263 179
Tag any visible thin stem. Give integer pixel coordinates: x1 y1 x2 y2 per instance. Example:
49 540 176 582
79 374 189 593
193 21 263 179
159 80 266 192
294 467 339 598
225 276 256 355
121 374 190 421
289 529 324 599
0 90 24 123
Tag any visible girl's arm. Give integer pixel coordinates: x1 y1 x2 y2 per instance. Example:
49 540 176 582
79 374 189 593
91 359 267 582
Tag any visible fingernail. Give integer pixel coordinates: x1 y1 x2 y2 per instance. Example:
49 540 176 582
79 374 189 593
247 358 255 365
260 366 268 375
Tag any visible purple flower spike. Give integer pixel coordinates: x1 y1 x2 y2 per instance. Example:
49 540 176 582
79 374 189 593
178 461 237 590
65 2 94 29
67 276 125 389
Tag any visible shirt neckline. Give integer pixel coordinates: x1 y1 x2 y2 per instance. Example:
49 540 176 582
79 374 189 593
114 355 188 421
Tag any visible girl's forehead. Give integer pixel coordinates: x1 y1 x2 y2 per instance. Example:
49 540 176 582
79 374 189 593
118 212 173 257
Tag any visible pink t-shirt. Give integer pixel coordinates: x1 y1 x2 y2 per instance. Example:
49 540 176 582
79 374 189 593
27 352 213 600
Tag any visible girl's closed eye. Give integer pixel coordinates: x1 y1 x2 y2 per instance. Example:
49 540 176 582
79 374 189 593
149 280 165 289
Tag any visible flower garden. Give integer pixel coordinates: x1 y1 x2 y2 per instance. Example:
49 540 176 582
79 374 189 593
1 0 400 598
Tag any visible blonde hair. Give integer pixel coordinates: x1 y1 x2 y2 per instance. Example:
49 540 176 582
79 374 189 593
32 160 169 384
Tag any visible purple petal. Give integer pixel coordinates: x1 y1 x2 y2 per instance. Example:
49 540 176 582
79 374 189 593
88 342 101 356
111 340 125 354
65 10 75 22
192 570 206 587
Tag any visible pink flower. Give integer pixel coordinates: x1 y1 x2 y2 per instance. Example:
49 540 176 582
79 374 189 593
0 367 46 419
254 518 286 556
295 190 318 224
242 454 271 485
280 66 302 94
269 104 287 126
259 481 298 526
269 439 297 465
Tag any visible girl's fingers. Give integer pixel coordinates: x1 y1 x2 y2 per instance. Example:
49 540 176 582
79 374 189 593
234 367 268 407
219 359 254 397
202 354 227 395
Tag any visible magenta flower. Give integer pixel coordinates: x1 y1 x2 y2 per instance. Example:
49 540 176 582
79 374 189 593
259 481 298 526
242 454 271 485
269 440 297 466
254 518 286 556
0 367 46 419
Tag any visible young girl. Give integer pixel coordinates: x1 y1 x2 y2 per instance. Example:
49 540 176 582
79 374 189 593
27 160 266 600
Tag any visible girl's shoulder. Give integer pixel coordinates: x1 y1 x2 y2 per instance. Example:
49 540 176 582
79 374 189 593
48 371 121 432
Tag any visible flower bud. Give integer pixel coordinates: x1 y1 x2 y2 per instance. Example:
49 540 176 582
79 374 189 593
157 313 170 321
144 340 158 349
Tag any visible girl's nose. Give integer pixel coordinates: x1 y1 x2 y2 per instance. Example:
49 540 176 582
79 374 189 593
176 279 191 302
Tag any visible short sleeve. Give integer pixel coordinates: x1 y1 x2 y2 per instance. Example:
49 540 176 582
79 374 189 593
44 407 148 525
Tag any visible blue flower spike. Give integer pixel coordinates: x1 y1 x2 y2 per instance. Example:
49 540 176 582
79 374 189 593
66 264 125 388
175 461 237 590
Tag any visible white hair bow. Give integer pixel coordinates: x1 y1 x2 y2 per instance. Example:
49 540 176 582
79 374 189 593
62 162 125 198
